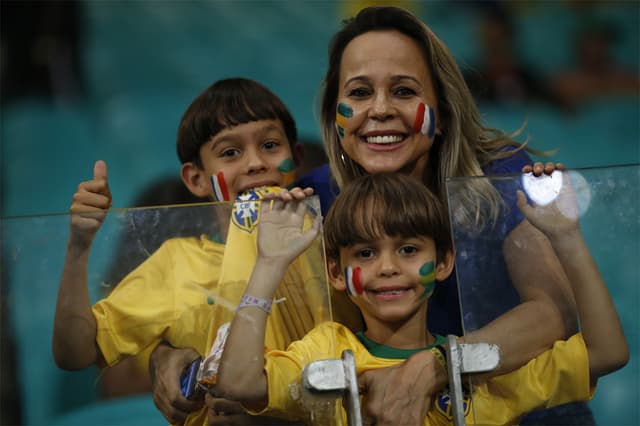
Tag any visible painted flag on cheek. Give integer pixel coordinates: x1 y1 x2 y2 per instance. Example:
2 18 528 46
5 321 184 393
277 158 297 188
419 261 436 298
210 172 231 202
336 102 353 139
345 266 363 296
413 103 435 139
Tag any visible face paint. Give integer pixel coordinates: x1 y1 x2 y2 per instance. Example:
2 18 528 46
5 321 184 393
418 261 436 298
210 171 230 201
336 102 353 139
344 265 363 296
277 157 297 188
412 103 435 139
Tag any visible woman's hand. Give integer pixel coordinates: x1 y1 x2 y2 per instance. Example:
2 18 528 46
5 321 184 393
357 349 447 426
149 342 203 424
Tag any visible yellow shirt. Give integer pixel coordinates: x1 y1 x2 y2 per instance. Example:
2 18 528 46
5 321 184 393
92 191 362 426
259 322 594 425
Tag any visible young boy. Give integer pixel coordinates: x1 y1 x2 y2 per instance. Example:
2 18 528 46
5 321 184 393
52 78 347 425
216 172 629 425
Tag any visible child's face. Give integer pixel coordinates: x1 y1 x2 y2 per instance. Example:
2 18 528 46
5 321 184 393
329 234 452 325
182 119 299 200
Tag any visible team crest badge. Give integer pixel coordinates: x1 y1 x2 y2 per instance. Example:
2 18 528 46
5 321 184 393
231 187 278 233
435 386 472 420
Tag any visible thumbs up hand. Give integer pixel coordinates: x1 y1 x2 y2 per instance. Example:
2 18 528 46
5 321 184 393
69 160 113 249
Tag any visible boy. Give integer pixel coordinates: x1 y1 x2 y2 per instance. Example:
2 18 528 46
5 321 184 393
216 172 629 425
53 78 346 425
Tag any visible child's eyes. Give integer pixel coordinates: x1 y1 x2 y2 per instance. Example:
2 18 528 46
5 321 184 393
357 248 375 259
262 140 281 150
220 148 241 158
399 245 418 255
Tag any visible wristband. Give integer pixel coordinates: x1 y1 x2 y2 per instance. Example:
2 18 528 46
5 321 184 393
237 294 272 314
430 345 447 371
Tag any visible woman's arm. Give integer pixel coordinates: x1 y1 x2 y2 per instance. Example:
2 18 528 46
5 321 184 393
464 217 578 374
148 342 203 424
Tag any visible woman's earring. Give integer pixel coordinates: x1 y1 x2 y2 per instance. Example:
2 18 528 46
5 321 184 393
340 153 346 166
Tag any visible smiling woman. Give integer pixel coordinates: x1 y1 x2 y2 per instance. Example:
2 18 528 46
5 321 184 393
336 30 440 179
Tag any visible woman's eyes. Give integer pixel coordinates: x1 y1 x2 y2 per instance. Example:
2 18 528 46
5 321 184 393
347 87 371 97
346 86 417 98
394 86 417 97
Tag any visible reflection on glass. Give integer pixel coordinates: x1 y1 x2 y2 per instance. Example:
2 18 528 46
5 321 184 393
2 197 339 425
446 164 639 425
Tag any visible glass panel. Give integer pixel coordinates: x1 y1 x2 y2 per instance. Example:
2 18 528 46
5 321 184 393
2 196 339 425
446 164 639 425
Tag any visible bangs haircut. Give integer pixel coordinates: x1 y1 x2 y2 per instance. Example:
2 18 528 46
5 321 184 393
177 78 297 166
324 174 452 262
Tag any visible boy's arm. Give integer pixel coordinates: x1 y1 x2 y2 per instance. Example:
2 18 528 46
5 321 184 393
53 160 111 370
515 172 628 383
216 189 321 405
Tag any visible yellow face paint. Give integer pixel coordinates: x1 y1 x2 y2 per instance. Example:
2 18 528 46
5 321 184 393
277 158 297 187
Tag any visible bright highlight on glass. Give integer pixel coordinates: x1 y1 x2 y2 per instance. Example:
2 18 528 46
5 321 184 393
522 170 564 206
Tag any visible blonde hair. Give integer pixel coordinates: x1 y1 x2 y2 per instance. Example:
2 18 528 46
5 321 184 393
319 6 542 228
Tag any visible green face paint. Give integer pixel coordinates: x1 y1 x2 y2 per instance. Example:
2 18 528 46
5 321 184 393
277 158 295 173
336 102 353 139
419 261 435 298
337 103 354 118
277 157 296 187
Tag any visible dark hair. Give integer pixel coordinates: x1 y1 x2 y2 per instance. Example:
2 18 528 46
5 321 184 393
177 78 298 167
323 173 452 263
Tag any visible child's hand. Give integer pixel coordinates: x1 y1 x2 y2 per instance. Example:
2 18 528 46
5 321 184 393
69 160 112 248
257 187 321 265
517 170 580 241
522 162 565 176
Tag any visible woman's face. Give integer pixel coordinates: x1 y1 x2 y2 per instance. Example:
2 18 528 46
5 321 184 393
336 30 440 179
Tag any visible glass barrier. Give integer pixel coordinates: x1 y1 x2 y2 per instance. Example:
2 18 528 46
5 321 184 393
2 196 342 425
446 164 639 425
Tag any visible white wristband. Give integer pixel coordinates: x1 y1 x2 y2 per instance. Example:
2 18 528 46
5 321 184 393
237 294 272 314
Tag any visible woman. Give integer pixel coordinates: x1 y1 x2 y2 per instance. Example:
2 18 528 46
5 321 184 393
315 6 590 425
151 6 590 425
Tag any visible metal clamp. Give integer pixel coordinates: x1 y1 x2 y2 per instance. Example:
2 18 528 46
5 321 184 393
446 336 500 426
302 349 362 426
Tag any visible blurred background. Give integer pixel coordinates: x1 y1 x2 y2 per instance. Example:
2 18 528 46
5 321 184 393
1 0 638 425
